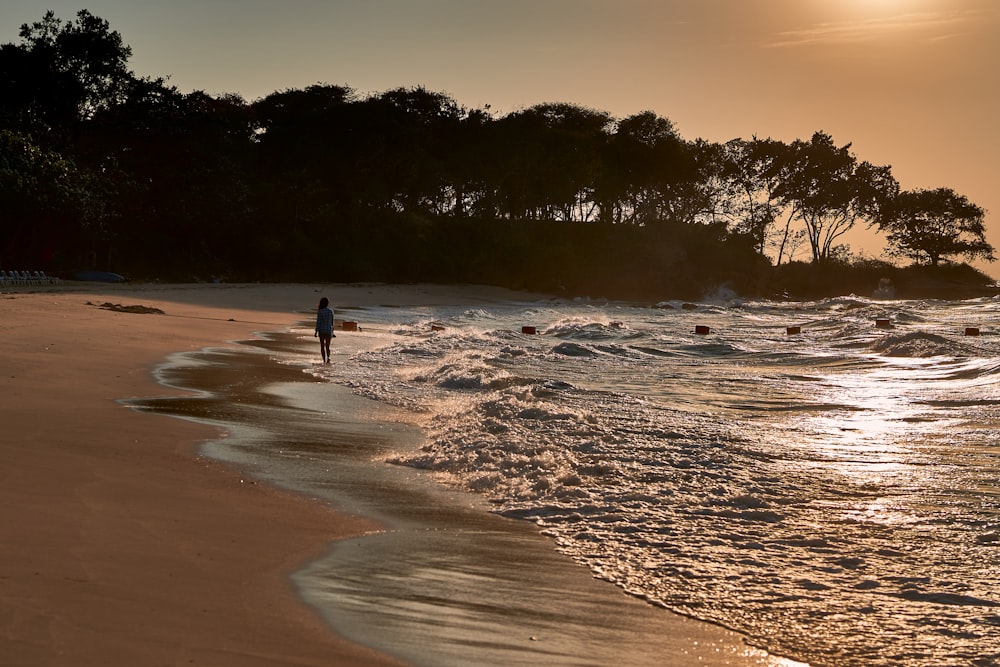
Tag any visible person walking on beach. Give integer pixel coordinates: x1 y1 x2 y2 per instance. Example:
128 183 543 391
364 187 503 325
314 296 335 363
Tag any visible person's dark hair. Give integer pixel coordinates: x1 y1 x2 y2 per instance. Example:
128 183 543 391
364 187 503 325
319 297 329 309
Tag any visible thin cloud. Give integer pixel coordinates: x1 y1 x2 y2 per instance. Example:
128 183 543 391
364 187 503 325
766 10 981 48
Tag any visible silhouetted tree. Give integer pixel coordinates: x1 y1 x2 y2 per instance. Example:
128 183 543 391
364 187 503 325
683 139 732 226
492 103 613 222
252 84 356 233
877 188 994 266
719 137 789 256
375 86 465 215
2 10 135 139
639 134 701 226
775 132 897 262
2 9 992 291
597 111 687 225
0 130 89 268
447 106 494 219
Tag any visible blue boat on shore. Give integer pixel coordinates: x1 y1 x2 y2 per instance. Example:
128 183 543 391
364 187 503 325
71 270 126 282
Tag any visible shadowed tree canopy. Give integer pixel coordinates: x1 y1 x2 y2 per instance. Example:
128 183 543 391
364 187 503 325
0 129 91 267
597 111 691 225
1 10 135 137
253 83 356 175
775 131 899 263
489 103 613 222
719 137 789 256
878 188 994 266
0 9 993 296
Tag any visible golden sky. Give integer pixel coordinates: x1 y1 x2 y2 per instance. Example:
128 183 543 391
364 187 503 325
3 0 997 272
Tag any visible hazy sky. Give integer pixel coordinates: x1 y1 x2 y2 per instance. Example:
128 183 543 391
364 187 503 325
2 1 997 271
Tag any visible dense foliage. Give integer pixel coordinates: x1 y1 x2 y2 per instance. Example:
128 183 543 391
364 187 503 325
0 11 993 299
876 188 994 267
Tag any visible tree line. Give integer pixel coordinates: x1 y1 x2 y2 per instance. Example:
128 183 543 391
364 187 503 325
0 10 993 298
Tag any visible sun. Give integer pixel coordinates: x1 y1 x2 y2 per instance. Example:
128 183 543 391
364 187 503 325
847 0 908 6
843 0 936 12
829 0 948 30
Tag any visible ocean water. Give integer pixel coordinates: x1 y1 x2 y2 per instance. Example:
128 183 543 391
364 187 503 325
299 293 1000 667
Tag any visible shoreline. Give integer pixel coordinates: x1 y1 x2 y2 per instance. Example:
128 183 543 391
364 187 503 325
2 282 808 666
0 283 407 666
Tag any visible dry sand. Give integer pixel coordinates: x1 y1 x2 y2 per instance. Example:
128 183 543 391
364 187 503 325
0 283 410 666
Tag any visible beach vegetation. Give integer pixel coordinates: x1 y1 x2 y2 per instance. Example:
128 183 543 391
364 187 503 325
0 129 92 268
876 187 994 267
0 10 994 298
773 132 899 264
7 10 135 134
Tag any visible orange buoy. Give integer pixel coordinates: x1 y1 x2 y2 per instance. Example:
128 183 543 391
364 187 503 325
965 327 980 336
521 326 537 335
694 325 711 335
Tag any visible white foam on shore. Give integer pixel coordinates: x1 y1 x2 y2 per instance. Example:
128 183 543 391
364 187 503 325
140 309 807 667
309 295 1000 667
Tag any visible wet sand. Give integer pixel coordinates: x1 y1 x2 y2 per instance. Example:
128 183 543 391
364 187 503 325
0 282 805 666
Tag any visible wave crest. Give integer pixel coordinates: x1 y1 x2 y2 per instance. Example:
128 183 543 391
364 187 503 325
870 332 968 358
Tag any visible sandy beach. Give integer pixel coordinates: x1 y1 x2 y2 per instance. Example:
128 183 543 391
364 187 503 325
1 282 805 667
0 283 410 666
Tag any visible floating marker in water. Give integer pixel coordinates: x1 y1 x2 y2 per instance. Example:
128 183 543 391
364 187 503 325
787 326 801 335
965 327 980 336
695 325 711 335
875 318 891 329
521 325 537 335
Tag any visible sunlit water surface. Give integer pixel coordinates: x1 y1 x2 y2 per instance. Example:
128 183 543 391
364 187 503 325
301 294 1000 667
